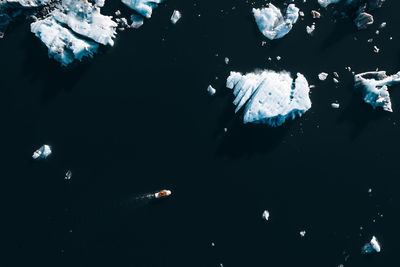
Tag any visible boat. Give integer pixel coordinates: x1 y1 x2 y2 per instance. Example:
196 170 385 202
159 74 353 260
154 189 171 199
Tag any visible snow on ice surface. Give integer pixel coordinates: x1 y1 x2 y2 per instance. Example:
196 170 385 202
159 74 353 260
121 0 165 19
354 70 400 112
31 0 117 66
31 16 98 66
362 236 381 254
318 0 341 8
51 0 117 46
226 70 311 127
252 3 299 40
32 144 52 159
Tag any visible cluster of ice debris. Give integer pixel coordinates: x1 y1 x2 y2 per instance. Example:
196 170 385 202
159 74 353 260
252 3 299 40
354 71 400 112
226 70 311 127
318 0 385 29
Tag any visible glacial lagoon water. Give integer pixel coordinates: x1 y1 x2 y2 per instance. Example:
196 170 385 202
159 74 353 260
1 0 400 266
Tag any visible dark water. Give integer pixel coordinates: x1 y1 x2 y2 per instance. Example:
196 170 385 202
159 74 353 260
1 0 400 266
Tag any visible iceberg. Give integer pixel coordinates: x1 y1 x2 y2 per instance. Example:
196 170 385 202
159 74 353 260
121 0 165 19
32 144 52 159
226 70 311 127
252 3 299 40
170 10 181 24
51 0 117 46
31 0 117 66
354 71 400 112
130 14 144 28
31 16 99 66
362 236 381 254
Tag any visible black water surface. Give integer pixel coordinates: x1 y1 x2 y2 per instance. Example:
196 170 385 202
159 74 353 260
1 1 400 267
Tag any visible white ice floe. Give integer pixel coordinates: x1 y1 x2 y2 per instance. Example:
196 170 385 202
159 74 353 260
51 0 117 46
354 71 400 112
306 24 315 35
300 230 306 237
331 103 340 108
252 3 299 40
207 85 216 96
121 0 165 19
318 0 341 8
170 10 181 24
318 72 329 81
32 144 52 159
31 0 117 66
262 210 270 221
226 70 311 127
362 236 381 254
31 17 99 66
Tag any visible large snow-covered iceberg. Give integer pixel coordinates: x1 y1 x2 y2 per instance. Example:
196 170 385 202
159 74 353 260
226 70 311 127
31 0 117 66
121 0 165 19
252 3 299 40
354 71 400 112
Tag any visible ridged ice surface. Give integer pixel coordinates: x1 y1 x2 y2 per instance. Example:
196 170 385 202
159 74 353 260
31 0 117 66
252 3 299 40
121 0 165 18
31 16 99 66
226 70 311 127
52 0 117 46
354 71 400 112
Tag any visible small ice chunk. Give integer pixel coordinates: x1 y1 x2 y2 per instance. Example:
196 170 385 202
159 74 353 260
331 103 340 109
224 57 229 64
333 78 339 83
362 236 381 254
276 56 281 61
262 210 270 221
300 231 306 237
354 71 400 112
115 10 121 16
170 10 181 24
306 24 315 35
373 46 379 53
226 70 311 127
32 144 52 159
65 170 72 180
252 3 299 40
379 22 386 28
207 85 216 96
130 14 144 29
318 72 328 81
311 10 321 19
